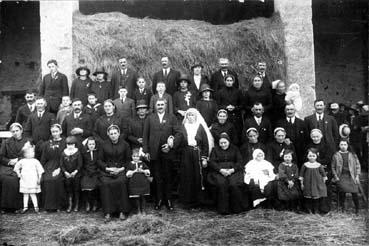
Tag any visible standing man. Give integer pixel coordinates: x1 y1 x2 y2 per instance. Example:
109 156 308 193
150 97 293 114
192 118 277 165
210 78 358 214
143 99 181 211
111 57 138 99
15 90 36 127
152 56 181 96
127 100 148 150
210 58 239 92
276 103 307 167
62 98 93 145
113 86 136 119
256 61 272 91
39 59 69 114
305 99 339 156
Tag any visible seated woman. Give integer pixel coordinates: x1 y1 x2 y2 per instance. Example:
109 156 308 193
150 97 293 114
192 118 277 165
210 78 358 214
40 124 66 211
97 125 131 222
239 128 266 163
0 123 29 212
244 149 276 208
207 132 246 214
210 109 238 146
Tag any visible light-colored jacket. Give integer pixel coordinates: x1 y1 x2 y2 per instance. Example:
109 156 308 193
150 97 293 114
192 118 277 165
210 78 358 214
331 151 361 182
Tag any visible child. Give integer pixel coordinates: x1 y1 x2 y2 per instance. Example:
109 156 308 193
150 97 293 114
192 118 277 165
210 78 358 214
132 77 152 106
299 148 328 214
83 92 104 122
196 83 218 127
113 86 136 119
173 75 196 122
56 96 73 124
60 136 83 213
285 83 302 117
126 148 150 214
81 137 100 212
14 142 44 213
331 140 361 214
277 149 302 211
149 81 173 114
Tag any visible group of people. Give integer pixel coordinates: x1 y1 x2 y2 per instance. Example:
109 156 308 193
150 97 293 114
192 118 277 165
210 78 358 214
0 56 367 222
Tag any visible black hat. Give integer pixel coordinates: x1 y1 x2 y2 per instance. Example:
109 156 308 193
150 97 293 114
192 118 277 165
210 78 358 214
93 66 108 76
136 100 148 109
191 62 204 70
177 74 191 85
76 66 91 76
199 83 214 94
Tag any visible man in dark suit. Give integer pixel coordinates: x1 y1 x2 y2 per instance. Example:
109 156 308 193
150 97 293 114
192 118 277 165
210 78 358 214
111 57 138 99
210 58 239 92
305 99 339 156
152 56 180 96
15 90 36 127
256 61 272 91
61 98 93 145
189 62 209 98
39 59 69 114
243 102 273 145
143 98 181 211
113 86 136 119
276 103 307 167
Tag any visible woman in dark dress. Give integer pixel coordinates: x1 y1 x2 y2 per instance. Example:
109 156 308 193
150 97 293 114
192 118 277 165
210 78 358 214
0 123 28 212
239 128 266 163
94 99 128 144
207 132 247 214
244 75 272 116
216 74 243 138
70 66 93 106
97 125 131 222
179 108 213 208
196 84 218 127
271 80 286 126
210 109 238 146
40 124 66 211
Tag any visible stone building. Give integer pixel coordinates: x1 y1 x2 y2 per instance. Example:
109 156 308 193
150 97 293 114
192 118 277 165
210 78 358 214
0 0 367 129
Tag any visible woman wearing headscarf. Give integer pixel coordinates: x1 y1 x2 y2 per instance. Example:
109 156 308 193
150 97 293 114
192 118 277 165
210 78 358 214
210 109 238 146
207 132 246 214
239 128 266 163
97 125 131 222
244 149 276 207
179 108 214 208
0 123 29 212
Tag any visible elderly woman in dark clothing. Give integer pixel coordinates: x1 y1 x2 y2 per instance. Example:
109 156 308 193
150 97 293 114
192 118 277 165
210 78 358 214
70 66 93 106
39 59 69 114
244 75 272 116
240 128 266 163
216 74 243 138
271 80 287 125
97 125 131 222
40 124 66 211
207 133 247 214
93 99 129 144
210 109 238 146
0 123 28 212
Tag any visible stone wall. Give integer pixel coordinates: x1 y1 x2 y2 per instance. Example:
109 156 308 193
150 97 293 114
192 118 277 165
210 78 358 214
39 1 79 90
274 0 316 117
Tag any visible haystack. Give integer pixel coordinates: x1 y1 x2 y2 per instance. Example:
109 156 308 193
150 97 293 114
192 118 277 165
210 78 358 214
73 12 286 89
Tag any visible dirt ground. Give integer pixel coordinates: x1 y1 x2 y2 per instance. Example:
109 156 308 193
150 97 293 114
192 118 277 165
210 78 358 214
0 206 368 246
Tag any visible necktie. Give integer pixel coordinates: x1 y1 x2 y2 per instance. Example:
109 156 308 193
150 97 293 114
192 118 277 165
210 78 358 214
38 113 42 119
164 69 167 77
140 89 143 94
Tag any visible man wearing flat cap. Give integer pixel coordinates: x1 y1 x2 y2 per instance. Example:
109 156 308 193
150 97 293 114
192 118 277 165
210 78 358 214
70 66 93 106
127 100 148 150
328 102 347 127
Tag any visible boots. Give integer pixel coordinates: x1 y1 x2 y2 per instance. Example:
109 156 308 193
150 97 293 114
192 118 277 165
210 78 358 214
73 193 79 212
304 198 312 213
66 196 73 213
312 199 319 214
85 201 91 212
352 193 359 214
338 192 346 212
140 197 146 215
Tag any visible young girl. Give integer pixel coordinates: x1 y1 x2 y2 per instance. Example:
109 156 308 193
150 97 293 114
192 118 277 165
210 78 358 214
14 142 44 213
331 140 361 214
56 96 73 124
277 149 302 211
81 137 100 212
299 148 328 214
60 136 82 213
126 148 150 214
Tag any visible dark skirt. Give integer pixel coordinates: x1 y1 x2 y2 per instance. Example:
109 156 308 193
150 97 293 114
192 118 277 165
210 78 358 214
179 146 204 207
0 169 22 210
207 171 247 214
81 175 99 191
128 173 150 197
338 170 359 193
64 176 81 194
41 172 66 210
99 174 131 214
277 180 302 201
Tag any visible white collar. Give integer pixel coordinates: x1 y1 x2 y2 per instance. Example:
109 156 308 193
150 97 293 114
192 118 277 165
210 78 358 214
287 116 295 123
316 113 324 119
